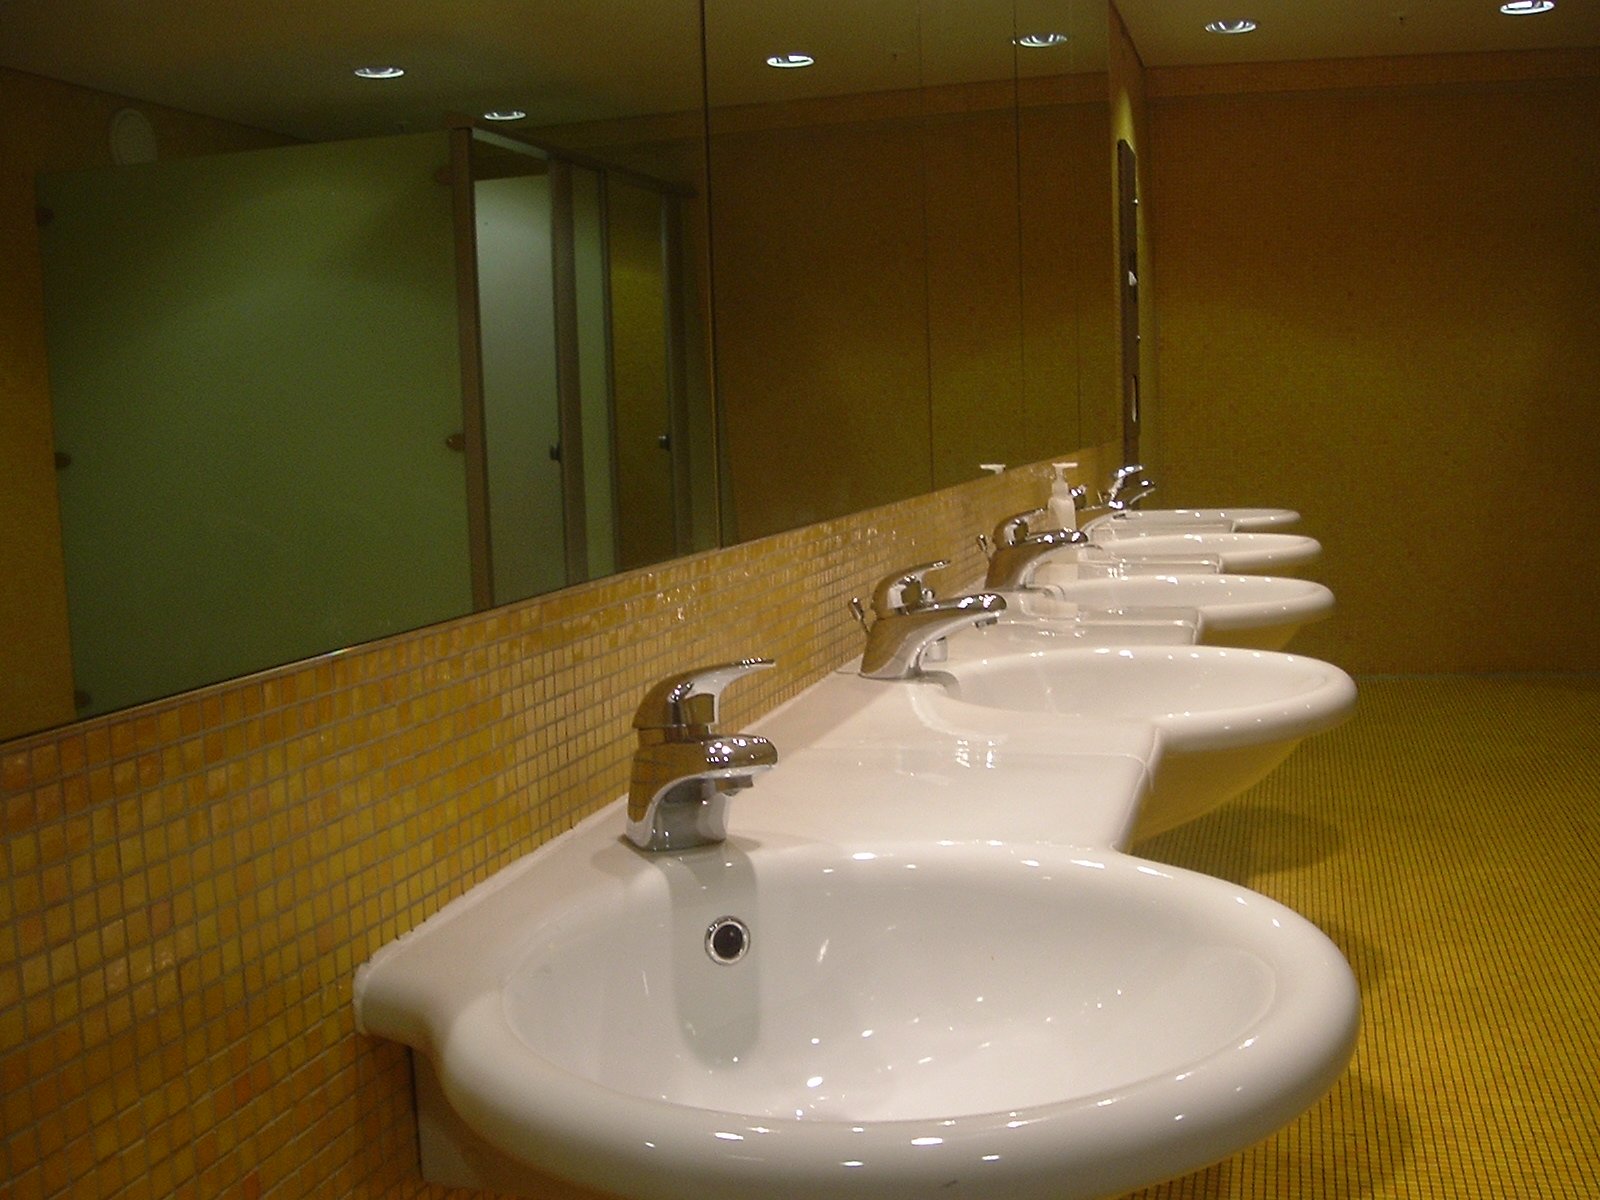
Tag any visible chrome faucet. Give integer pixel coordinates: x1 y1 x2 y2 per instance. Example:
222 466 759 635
865 558 947 618
977 509 1090 589
1100 463 1156 511
989 508 1047 551
850 560 1007 680
1078 465 1158 526
627 659 778 852
983 527 1089 588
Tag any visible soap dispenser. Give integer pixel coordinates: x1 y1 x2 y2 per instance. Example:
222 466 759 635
1047 461 1081 531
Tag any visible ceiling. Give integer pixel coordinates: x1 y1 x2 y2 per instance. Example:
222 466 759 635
1116 0 1600 68
0 1 1110 142
0 0 710 140
1 1 1596 142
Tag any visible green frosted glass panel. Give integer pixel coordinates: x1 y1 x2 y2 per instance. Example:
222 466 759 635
39 132 470 714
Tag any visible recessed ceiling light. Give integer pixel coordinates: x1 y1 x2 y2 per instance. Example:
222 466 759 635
1014 32 1070 48
765 53 815 69
483 110 527 122
352 66 406 79
1204 19 1258 34
1499 0 1554 13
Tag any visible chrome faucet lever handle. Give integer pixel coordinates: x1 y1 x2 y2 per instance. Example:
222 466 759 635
992 508 1047 548
869 559 949 617
1104 464 1153 507
632 658 775 738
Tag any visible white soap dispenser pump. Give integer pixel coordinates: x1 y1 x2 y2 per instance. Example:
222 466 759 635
1047 461 1080 531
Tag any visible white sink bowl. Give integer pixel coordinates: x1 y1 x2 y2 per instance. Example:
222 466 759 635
928 645 1355 839
962 600 1202 650
1089 531 1321 576
355 835 1359 1200
1088 506 1299 533
1025 572 1336 652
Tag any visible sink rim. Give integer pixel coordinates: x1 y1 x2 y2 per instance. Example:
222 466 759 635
1093 530 1322 572
928 643 1356 752
366 836 1359 1200
1089 506 1300 532
1037 571 1335 631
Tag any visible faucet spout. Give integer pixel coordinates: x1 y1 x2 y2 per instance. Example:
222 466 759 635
1119 483 1157 508
858 593 1006 680
989 509 1048 551
983 528 1089 589
1099 464 1156 511
628 733 778 851
626 659 777 852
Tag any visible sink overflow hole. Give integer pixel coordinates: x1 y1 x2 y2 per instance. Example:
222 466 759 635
706 916 751 964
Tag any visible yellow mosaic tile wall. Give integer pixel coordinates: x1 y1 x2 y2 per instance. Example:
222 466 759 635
0 450 1105 1199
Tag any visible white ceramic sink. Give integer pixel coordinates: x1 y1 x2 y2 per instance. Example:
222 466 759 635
1020 572 1335 652
961 599 1202 650
1087 531 1322 575
355 833 1359 1200
927 645 1355 839
1088 506 1299 533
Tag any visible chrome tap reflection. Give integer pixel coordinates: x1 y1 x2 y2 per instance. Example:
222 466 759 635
627 659 778 851
851 561 1006 680
982 510 1091 590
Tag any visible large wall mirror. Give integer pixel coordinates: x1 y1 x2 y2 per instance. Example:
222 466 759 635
0 0 1115 744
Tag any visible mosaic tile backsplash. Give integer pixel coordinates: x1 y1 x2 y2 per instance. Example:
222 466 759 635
1 453 1098 1199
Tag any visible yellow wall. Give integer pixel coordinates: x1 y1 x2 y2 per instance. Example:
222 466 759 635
0 69 288 736
608 177 684 571
0 448 1110 1200
1146 50 1600 673
1019 78 1119 469
710 82 1113 540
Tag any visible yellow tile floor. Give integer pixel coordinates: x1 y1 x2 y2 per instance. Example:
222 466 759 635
1120 674 1600 1200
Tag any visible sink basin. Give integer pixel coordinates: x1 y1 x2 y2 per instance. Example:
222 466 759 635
1088 506 1299 533
1021 572 1336 652
927 645 1355 839
1087 531 1322 575
355 834 1359 1200
964 599 1202 649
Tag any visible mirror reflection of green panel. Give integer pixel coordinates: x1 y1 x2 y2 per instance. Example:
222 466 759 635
40 133 471 717
475 164 569 604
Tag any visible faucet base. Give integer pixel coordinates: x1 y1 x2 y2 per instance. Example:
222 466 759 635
625 778 732 852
